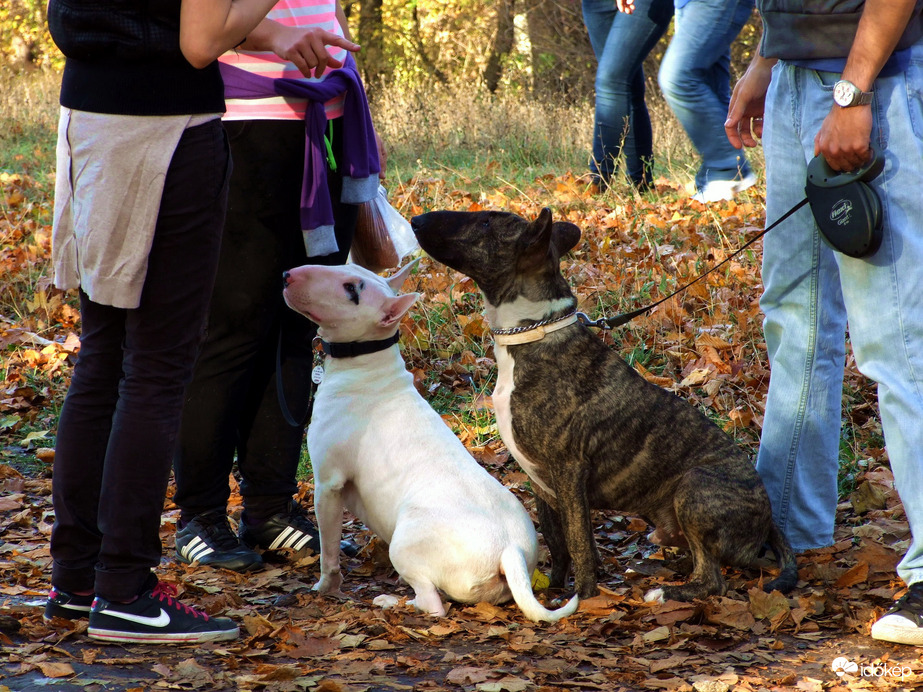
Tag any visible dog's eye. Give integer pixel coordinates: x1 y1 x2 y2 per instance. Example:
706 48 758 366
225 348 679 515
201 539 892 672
344 282 360 305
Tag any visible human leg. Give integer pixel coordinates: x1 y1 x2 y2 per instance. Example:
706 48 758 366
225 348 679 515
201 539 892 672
658 0 754 190
236 119 359 559
582 0 672 187
838 49 923 591
173 119 309 570
50 293 126 596
755 63 847 552
93 118 229 601
837 46 923 644
173 119 305 522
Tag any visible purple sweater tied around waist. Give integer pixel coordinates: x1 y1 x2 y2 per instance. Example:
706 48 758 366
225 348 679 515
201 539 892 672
219 53 380 257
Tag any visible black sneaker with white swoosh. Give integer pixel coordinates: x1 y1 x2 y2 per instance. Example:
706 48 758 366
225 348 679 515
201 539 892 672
44 586 94 621
88 576 238 644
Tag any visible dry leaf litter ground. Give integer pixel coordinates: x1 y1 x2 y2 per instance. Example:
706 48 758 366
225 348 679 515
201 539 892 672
2 171 922 691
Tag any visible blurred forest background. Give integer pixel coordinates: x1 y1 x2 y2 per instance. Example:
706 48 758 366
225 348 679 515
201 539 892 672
0 0 762 102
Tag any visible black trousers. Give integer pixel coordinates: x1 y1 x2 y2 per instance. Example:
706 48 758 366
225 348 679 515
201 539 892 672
50 119 230 601
172 118 357 521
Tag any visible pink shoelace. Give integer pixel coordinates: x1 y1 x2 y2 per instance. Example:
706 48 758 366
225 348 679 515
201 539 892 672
151 581 209 620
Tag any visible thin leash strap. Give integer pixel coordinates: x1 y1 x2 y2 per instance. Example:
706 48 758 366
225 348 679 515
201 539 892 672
276 331 314 428
588 197 810 330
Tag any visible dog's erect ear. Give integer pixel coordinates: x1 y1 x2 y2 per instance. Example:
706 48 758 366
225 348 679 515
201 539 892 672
524 208 580 269
551 221 581 257
386 257 420 294
380 292 419 328
522 208 555 269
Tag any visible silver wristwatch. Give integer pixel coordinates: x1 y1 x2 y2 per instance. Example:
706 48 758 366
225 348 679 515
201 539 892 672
833 79 873 107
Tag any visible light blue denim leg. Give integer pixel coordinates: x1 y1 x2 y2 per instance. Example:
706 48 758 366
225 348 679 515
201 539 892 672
837 44 923 587
759 43 923 588
657 0 754 188
757 62 846 552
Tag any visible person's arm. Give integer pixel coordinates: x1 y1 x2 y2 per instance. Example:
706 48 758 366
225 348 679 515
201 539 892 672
179 0 281 68
725 31 776 150
815 0 917 170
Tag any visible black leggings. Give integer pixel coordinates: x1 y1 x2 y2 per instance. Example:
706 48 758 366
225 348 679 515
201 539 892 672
172 118 358 523
51 119 230 601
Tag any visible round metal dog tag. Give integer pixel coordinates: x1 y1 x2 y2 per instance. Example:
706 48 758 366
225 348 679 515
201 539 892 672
311 365 325 384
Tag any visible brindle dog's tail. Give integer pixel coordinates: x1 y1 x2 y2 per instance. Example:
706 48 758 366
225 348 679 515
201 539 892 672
763 523 799 594
501 546 579 623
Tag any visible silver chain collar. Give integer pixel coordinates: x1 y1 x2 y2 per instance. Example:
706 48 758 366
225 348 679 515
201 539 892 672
490 309 579 336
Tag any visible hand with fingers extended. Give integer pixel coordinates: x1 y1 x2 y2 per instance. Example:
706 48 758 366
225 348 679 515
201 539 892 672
263 23 360 79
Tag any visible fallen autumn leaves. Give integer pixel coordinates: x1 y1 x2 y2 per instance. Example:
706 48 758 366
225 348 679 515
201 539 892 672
2 172 922 690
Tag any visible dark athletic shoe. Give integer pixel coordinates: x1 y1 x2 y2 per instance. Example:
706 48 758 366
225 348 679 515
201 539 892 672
88 579 239 644
175 508 264 572
240 501 360 559
871 582 923 645
44 586 94 622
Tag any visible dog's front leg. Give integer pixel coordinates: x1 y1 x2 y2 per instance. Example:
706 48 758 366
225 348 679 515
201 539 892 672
312 480 345 594
555 481 600 599
535 496 571 589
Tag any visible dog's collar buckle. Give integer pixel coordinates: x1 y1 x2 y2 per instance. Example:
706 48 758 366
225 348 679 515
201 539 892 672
575 312 613 330
492 311 579 346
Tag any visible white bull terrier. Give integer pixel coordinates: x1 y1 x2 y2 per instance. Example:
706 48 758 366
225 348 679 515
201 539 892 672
282 261 577 622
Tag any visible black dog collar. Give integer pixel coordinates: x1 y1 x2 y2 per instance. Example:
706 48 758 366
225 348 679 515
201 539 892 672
320 332 400 358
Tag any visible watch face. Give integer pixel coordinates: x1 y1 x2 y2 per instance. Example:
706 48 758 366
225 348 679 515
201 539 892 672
834 80 855 106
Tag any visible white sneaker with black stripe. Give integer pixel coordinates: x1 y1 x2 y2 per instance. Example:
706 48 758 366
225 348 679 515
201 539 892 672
175 508 263 572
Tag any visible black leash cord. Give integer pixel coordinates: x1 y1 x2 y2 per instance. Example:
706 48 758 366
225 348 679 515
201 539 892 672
276 332 315 428
589 197 809 330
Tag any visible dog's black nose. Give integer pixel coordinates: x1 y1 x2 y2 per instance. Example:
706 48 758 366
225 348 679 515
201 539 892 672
282 271 291 288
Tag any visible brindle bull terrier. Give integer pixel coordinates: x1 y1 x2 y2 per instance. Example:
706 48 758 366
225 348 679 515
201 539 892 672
411 208 798 602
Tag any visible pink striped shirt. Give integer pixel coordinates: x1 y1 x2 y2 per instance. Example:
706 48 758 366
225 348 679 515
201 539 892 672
219 0 346 121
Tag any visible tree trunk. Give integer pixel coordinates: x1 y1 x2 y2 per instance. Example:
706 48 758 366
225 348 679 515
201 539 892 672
522 0 593 97
411 3 448 84
484 0 516 93
357 0 387 92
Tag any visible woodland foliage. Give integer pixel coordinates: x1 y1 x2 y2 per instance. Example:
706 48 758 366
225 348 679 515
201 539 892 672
1 0 762 97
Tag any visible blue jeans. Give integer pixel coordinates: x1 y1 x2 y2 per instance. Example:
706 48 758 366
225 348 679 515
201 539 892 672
658 0 753 189
757 41 923 588
582 0 673 188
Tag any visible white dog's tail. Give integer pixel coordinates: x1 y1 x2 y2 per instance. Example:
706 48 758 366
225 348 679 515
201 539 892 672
501 545 579 623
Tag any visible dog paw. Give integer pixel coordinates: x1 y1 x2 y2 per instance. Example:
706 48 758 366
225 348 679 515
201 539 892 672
313 572 343 594
372 594 402 609
643 587 666 604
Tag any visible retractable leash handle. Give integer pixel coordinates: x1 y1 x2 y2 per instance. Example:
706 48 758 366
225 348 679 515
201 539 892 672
805 145 885 258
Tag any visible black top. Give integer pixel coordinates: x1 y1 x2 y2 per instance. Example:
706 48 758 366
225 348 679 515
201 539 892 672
758 0 923 61
48 0 225 115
